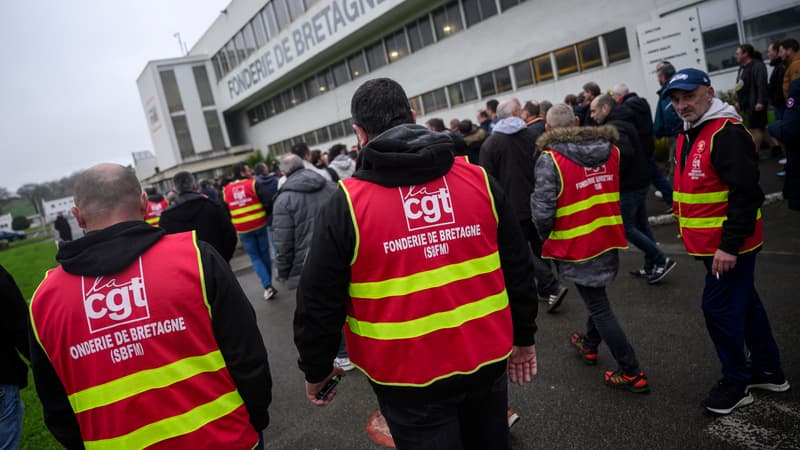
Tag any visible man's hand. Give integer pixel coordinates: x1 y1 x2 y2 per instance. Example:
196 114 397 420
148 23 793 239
305 366 345 407
712 249 737 277
508 345 537 385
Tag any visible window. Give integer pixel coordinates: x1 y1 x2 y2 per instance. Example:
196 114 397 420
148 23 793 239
385 29 409 62
159 70 184 113
273 0 291 32
234 31 248 61
494 67 512 93
409 96 423 115
255 103 267 122
499 0 520 11
286 0 305 21
329 121 346 139
743 6 800 53
303 131 318 146
204 111 226 150
447 82 464 106
577 38 602 70
554 46 578 76
211 55 223 81
292 84 307 104
262 4 279 38
348 51 368 79
263 99 276 117
225 41 239 69
463 0 497 27
172 115 194 158
603 28 629 64
305 77 319 99
331 60 350 86
533 54 554 82
248 108 259 125
218 50 230 75
461 78 478 102
407 16 435 52
272 94 285 114
479 0 498 19
317 126 330 143
422 88 448 113
252 14 269 47
365 41 387 71
513 60 534 87
192 66 215 107
317 69 335 93
242 23 258 56
433 2 463 40
477 72 496 98
281 90 294 109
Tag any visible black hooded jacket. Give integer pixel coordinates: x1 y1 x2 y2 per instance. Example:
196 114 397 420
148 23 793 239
294 124 538 404
159 192 238 262
29 222 271 449
1 264 29 388
604 104 650 192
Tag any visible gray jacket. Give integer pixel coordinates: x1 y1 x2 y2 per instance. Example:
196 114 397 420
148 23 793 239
531 125 621 287
272 169 337 289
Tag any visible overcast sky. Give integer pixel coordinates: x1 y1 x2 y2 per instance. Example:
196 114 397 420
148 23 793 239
0 1 229 193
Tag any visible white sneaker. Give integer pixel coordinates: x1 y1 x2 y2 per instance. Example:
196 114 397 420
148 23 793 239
779 158 787 165
334 357 355 371
507 409 520 428
654 190 663 199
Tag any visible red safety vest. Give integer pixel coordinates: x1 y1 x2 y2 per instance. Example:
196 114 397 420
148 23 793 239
30 232 258 449
145 199 168 227
673 118 764 256
340 157 513 386
223 179 267 234
541 147 628 261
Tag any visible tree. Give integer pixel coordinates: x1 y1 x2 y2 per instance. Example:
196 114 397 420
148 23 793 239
0 186 10 202
12 216 30 231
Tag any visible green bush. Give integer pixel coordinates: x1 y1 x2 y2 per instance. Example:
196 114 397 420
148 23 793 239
12 215 31 230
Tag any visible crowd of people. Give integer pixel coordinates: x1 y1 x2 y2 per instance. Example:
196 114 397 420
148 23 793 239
4 37 797 450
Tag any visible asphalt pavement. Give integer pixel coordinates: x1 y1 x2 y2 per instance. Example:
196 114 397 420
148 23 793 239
231 156 799 449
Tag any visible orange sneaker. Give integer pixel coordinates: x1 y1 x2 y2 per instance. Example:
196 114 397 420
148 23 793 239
604 370 650 393
570 332 598 365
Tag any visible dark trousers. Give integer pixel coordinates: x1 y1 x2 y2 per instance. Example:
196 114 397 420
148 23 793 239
701 255 782 385
576 284 640 374
519 220 561 297
377 372 510 450
620 188 666 268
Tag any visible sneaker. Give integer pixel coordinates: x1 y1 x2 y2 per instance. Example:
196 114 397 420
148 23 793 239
507 408 520 429
630 266 653 278
779 158 787 165
654 190 663 199
570 332 598 365
334 357 355 371
546 286 568 313
747 369 790 392
702 379 753 414
648 258 676 284
604 370 650 393
263 285 278 301
662 205 674 215
777 170 786 177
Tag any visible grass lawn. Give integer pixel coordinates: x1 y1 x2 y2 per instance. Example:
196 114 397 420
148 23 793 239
1 238 62 449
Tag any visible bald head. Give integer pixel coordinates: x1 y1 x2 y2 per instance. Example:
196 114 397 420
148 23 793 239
496 99 522 119
73 163 145 230
546 104 577 129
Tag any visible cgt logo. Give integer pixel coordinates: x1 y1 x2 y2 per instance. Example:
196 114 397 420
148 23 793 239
399 177 455 231
232 185 247 201
82 258 150 333
584 164 607 177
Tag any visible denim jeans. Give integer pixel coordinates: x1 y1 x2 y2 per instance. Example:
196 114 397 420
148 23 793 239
576 285 640 375
377 371 510 450
240 226 272 288
0 384 23 450
620 188 666 268
647 155 673 205
701 255 782 385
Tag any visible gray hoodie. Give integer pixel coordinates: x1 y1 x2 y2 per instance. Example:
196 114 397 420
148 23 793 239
329 154 355 179
531 125 621 287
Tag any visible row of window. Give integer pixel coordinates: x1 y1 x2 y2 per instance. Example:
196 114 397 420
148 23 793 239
412 28 629 115
264 27 629 154
245 0 529 126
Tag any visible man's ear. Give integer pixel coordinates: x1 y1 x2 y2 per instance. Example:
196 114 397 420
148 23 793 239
139 193 148 219
545 123 552 132
71 206 86 229
574 116 580 126
411 109 417 123
353 123 369 148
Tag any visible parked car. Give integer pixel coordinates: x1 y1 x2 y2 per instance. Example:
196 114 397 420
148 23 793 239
0 230 26 241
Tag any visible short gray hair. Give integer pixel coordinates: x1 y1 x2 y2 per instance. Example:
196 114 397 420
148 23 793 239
73 163 142 216
612 83 629 96
496 99 521 119
172 171 196 194
279 153 304 177
546 104 577 129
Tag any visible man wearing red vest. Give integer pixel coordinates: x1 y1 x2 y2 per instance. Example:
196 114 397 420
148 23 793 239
664 69 789 414
294 78 539 449
29 163 272 448
532 103 649 393
223 163 278 300
144 187 168 227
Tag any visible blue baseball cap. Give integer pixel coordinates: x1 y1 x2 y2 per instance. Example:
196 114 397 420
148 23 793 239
662 68 711 99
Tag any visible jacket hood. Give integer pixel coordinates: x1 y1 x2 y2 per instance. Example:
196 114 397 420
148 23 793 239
355 123 454 187
278 169 328 194
606 103 637 124
686 98 742 130
162 192 211 222
536 125 618 167
330 154 354 171
492 117 527 135
56 221 164 276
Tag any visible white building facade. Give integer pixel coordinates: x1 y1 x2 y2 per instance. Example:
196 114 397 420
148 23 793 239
42 196 75 223
138 0 800 167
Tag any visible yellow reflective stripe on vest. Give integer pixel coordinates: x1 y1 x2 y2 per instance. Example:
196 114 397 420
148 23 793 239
346 290 508 340
230 203 264 216
83 389 244 450
554 192 619 218
349 252 501 299
673 190 728 204
231 210 266 224
679 209 762 229
145 217 159 225
548 215 623 240
68 350 227 414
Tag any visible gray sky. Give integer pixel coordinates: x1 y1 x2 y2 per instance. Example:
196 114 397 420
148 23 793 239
0 1 228 193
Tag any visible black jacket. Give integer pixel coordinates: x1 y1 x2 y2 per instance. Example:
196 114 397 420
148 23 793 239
479 120 541 222
621 93 656 156
294 124 538 404
604 105 650 192
1 264 29 388
159 192 238 262
768 58 786 108
736 59 769 112
29 222 272 449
